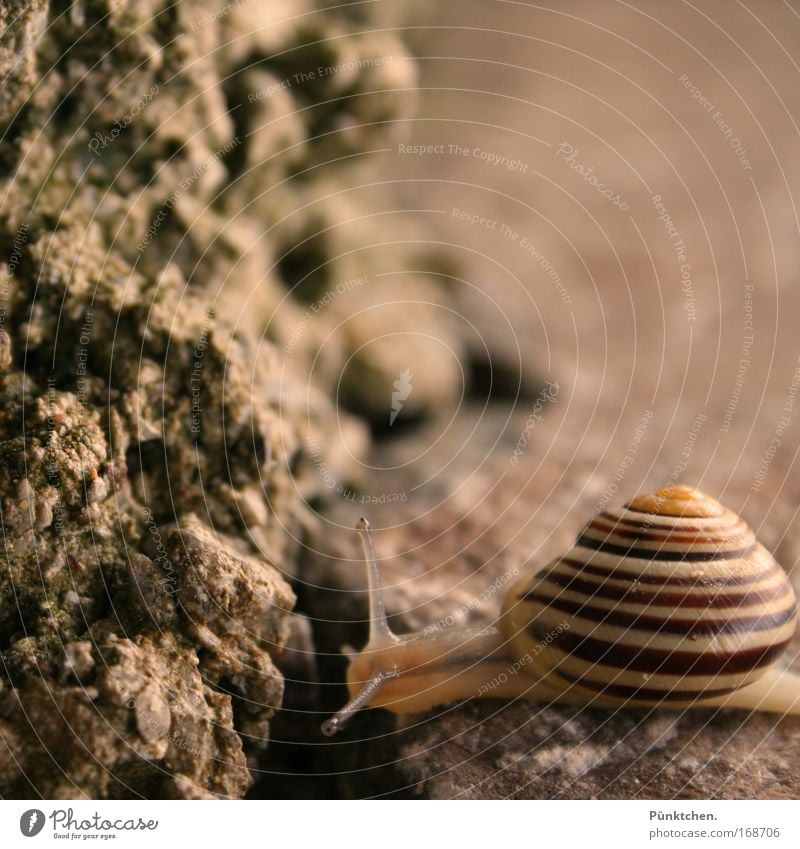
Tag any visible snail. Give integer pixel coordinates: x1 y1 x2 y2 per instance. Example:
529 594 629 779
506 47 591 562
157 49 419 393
322 485 800 735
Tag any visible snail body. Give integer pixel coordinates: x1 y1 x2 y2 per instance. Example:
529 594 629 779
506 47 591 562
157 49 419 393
323 486 800 735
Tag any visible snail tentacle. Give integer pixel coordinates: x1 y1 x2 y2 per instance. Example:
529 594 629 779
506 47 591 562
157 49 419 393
321 668 398 737
356 517 401 650
322 521 564 733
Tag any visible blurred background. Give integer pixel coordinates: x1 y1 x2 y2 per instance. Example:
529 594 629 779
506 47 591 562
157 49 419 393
264 0 800 799
292 0 800 527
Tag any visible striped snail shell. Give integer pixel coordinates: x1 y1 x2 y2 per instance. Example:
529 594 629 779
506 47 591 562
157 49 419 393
502 485 798 707
323 485 800 736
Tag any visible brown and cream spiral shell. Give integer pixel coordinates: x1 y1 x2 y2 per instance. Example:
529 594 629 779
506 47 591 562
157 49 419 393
502 485 798 707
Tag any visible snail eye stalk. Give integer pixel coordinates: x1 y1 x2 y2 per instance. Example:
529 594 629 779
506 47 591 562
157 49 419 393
321 518 400 736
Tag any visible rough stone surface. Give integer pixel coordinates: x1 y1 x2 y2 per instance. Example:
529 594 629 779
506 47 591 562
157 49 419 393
340 702 800 800
0 0 459 798
1 632 250 799
0 285 298 796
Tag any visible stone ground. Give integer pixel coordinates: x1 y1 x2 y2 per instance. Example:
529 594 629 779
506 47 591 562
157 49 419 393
255 0 800 798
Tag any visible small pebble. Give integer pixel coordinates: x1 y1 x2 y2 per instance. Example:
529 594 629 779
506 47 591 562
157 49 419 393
0 329 11 371
80 504 102 523
235 487 268 528
35 500 53 531
87 476 108 503
64 641 95 678
16 478 34 502
134 681 171 743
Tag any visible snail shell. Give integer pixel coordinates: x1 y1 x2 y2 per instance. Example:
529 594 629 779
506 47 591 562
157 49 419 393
502 485 798 706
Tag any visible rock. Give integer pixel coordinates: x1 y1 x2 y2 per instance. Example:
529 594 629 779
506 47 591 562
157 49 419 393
134 681 171 744
338 701 800 799
0 328 11 370
171 517 294 649
2 634 251 798
34 498 53 531
62 641 95 681
127 554 177 627
0 0 48 123
86 476 108 504
0 0 455 800
169 518 295 748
